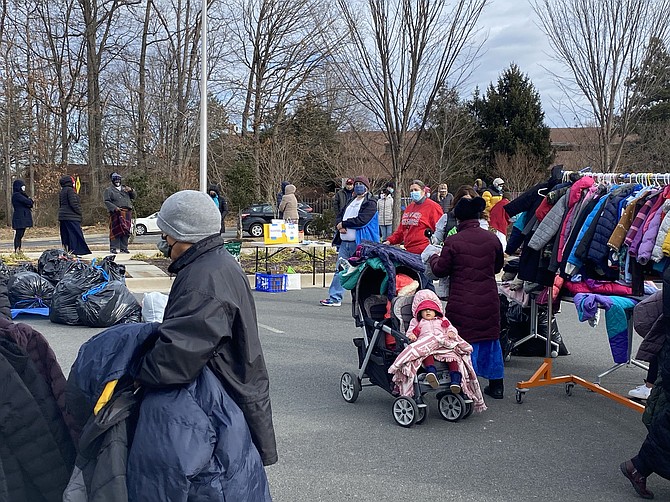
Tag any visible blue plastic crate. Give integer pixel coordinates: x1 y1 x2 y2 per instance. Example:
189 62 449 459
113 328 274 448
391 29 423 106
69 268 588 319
255 273 287 293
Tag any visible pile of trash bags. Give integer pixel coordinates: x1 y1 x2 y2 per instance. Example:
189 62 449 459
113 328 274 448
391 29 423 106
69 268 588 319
4 249 141 327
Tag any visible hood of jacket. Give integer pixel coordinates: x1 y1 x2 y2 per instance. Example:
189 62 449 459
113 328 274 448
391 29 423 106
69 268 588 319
60 175 74 187
69 322 160 411
13 179 25 192
411 289 444 318
284 184 296 195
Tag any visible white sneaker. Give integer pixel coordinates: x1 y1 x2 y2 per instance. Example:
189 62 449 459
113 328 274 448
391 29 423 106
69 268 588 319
628 384 652 400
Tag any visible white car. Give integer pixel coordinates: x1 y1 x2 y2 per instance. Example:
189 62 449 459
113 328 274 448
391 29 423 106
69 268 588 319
133 212 160 235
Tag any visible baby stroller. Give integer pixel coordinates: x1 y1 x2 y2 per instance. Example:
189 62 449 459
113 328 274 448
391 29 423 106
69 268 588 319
339 257 476 427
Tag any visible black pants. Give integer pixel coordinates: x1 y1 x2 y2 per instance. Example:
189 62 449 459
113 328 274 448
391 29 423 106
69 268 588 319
13 228 26 251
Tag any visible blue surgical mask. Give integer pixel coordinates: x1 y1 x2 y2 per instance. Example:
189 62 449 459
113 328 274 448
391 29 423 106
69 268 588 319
387 188 394 194
410 190 422 202
354 185 367 195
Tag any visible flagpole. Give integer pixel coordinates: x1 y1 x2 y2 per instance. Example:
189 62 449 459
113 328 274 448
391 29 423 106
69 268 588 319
199 0 208 193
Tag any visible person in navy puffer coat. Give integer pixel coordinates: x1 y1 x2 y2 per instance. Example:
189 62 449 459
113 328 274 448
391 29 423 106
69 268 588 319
65 322 271 502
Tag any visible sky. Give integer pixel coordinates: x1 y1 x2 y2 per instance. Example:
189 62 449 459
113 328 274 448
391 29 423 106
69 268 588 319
468 0 580 128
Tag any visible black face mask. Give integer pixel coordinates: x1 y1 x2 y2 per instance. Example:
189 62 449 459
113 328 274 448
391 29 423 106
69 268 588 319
157 235 173 258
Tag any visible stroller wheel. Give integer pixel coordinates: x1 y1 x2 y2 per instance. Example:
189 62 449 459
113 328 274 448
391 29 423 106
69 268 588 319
392 396 419 427
415 404 428 425
438 392 466 422
340 372 360 403
462 397 474 419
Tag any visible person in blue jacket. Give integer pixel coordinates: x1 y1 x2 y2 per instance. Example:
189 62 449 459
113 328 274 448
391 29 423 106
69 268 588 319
11 179 33 253
320 175 378 307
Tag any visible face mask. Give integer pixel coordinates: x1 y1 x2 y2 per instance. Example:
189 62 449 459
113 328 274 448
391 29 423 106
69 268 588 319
354 185 367 195
113 180 121 187
410 190 422 202
157 236 173 258
387 188 394 194
21 186 25 192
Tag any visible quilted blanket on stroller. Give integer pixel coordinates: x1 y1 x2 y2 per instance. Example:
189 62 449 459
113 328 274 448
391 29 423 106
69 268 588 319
388 327 486 412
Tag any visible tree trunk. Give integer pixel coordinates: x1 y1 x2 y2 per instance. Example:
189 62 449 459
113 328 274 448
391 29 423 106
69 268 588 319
138 0 152 174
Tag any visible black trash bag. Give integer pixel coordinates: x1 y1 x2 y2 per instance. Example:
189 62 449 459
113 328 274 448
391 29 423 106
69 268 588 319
0 260 11 285
8 271 54 308
50 265 108 325
76 281 141 328
92 255 126 283
10 262 38 275
38 249 77 284
511 305 570 357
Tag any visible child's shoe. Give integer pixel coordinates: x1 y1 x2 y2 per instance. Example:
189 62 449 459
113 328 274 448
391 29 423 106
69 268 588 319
425 372 439 389
449 371 462 394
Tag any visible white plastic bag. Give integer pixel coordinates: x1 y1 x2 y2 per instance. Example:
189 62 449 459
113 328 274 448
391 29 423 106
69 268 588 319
142 292 169 322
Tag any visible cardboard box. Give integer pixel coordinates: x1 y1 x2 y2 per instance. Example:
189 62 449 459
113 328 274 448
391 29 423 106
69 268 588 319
263 221 299 244
286 274 301 290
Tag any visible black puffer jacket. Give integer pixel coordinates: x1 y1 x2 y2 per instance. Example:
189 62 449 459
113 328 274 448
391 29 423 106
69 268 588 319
58 176 82 222
11 179 33 230
637 265 670 479
0 339 74 502
135 234 278 466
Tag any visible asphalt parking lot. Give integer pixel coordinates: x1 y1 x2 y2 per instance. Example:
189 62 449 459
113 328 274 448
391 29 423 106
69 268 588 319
25 287 670 501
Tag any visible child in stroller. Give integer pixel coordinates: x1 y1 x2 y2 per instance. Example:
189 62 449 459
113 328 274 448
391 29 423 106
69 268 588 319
388 289 485 411
340 256 486 427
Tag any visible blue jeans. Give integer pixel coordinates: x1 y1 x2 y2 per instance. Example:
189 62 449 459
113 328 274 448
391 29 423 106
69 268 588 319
380 225 393 241
328 240 358 302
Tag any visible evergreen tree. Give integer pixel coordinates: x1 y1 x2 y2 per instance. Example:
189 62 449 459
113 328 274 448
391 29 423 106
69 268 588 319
632 37 670 124
471 64 553 171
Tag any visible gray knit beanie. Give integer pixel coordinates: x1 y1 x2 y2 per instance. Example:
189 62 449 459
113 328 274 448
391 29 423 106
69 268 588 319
157 190 221 243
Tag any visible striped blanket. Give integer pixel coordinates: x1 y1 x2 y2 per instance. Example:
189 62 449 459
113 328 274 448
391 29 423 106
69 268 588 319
110 208 132 239
388 326 487 412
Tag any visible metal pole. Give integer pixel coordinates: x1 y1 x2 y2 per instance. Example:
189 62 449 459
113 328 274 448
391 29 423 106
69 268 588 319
546 286 553 358
199 0 208 193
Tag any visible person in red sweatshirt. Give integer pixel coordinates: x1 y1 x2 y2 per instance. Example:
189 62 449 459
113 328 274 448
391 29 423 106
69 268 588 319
489 193 511 249
383 180 443 254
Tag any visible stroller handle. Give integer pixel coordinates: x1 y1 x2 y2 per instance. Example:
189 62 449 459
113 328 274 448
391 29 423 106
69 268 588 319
364 317 411 346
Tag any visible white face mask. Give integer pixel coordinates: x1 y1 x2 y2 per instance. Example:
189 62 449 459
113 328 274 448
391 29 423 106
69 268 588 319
21 186 25 192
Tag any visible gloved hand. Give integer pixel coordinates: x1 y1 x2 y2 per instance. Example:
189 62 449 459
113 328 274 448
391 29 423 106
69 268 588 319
421 244 441 264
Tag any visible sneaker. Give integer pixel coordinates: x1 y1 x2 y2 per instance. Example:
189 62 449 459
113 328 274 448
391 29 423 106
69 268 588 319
450 382 462 394
320 299 342 307
425 373 439 389
628 384 652 400
120 249 130 254
620 460 654 499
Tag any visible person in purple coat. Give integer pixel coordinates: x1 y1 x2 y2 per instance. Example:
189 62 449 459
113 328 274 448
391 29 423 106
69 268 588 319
428 196 505 398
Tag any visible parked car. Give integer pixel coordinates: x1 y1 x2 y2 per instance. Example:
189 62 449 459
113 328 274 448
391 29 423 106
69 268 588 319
133 212 161 235
298 202 313 213
240 204 316 238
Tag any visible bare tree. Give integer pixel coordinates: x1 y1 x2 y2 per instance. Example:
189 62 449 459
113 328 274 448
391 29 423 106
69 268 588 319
534 0 670 172
224 0 337 199
332 0 488 225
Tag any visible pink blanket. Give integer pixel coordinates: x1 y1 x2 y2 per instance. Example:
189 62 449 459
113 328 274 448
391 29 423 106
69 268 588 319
388 327 487 412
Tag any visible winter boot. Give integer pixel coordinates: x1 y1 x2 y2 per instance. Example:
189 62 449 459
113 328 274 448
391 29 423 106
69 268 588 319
424 365 439 389
449 371 462 394
484 378 504 399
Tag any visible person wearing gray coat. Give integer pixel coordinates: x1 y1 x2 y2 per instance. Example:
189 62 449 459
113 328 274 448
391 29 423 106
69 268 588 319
377 188 394 241
278 184 299 222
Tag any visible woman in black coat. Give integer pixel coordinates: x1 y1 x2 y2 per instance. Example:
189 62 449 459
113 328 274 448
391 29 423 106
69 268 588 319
11 179 33 253
58 175 91 256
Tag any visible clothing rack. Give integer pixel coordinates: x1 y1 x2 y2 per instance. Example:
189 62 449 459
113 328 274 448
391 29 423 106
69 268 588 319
514 169 670 412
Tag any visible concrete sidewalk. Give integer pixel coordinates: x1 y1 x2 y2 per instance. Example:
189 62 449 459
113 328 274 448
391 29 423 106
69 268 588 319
18 249 333 295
